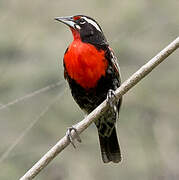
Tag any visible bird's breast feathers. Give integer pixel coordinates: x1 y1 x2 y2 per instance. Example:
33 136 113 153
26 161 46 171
64 40 108 89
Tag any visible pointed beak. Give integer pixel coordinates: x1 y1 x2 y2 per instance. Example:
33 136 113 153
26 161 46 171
54 16 75 29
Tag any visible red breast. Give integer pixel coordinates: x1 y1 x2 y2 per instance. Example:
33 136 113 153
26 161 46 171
64 29 108 89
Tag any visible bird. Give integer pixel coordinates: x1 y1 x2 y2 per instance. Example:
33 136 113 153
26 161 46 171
55 15 122 163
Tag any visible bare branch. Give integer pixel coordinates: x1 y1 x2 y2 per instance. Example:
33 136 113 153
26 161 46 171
0 81 64 111
0 90 65 163
20 37 179 180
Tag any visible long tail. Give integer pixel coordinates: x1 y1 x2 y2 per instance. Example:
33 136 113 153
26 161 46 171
98 127 122 163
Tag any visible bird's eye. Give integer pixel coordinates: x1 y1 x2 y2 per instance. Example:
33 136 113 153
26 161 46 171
79 18 86 24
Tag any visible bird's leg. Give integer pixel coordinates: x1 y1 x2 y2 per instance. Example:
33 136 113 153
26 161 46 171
66 126 82 148
106 89 119 119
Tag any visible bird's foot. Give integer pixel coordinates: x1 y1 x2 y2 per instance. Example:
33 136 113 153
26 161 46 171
107 89 118 118
66 126 82 148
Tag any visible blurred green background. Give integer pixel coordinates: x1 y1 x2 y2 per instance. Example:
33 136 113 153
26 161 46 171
0 0 179 180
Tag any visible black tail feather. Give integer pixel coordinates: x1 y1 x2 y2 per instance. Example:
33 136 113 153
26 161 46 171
98 127 122 163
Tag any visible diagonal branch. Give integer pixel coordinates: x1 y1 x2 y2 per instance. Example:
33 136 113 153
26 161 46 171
20 37 179 180
0 81 64 111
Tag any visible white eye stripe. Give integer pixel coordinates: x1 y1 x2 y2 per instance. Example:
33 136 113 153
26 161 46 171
79 20 86 24
82 17 101 32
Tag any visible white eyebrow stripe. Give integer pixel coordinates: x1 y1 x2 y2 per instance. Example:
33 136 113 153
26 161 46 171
83 17 101 32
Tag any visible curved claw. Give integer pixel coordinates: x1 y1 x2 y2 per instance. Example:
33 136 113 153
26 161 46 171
107 89 119 119
66 126 82 148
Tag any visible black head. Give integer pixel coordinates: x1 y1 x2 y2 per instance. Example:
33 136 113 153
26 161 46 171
55 15 109 49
